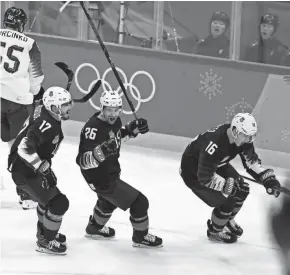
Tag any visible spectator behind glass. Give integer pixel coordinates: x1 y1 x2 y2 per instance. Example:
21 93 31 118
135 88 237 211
244 13 289 66
195 12 230 59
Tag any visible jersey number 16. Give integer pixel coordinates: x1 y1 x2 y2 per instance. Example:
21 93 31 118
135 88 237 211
205 141 218 155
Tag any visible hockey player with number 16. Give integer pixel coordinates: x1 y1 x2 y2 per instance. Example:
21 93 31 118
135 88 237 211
76 91 163 248
180 113 281 243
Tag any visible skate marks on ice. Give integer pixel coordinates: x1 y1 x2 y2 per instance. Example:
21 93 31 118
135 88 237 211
1 195 282 275
0 141 283 275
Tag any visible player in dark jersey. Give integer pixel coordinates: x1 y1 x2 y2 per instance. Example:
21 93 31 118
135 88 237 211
180 113 281 243
8 86 74 255
76 90 163 248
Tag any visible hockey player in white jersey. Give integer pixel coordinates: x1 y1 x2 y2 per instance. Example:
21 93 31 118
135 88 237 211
1 6 44 146
1 7 44 210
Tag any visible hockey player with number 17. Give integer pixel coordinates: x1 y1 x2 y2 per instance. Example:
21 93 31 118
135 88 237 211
180 113 281 243
8 87 74 255
76 91 163 248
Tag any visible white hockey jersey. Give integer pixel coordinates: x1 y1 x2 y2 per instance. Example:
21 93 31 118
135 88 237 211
0 29 44 104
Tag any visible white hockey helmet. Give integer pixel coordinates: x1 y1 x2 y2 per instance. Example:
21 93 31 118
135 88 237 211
100 90 122 109
43 86 73 115
231 113 258 138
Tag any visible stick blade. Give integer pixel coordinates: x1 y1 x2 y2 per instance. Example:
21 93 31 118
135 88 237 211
54 62 73 76
73 80 102 103
55 62 69 71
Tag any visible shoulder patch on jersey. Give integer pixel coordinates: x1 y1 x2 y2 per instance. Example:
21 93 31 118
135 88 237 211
33 105 43 120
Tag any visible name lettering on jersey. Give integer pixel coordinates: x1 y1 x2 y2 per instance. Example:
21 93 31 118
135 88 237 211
205 141 218 155
0 30 28 42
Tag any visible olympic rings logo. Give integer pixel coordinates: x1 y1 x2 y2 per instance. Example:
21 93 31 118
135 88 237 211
75 63 156 114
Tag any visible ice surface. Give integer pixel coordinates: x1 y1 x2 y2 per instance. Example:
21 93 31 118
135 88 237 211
0 138 286 275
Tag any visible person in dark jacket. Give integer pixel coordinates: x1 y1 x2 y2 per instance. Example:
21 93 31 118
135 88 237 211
195 11 230 59
244 13 288 66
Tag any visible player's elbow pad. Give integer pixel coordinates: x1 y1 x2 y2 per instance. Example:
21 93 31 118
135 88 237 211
203 173 226 191
30 84 41 95
79 151 99 170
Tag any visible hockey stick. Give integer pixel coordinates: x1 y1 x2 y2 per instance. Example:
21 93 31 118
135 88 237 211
55 62 101 103
59 1 72 12
55 62 74 91
73 80 102 103
242 175 290 196
78 1 138 120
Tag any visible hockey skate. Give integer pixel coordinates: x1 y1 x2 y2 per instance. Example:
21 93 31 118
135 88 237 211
36 221 67 245
224 219 243 238
19 197 38 210
207 219 237 244
132 232 163 248
36 235 67 255
85 215 115 240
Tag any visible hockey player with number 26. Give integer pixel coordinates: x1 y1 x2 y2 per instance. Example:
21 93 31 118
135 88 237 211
8 87 74 255
180 113 281 243
76 90 163 248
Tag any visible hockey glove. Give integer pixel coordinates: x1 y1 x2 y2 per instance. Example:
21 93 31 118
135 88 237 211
259 169 281 197
37 160 50 174
93 138 118 163
222 178 238 197
40 168 57 190
35 160 57 190
125 118 149 137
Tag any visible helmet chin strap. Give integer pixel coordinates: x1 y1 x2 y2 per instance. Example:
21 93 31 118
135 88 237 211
49 105 63 121
231 127 238 140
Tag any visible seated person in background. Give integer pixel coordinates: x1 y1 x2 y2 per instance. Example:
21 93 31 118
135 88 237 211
244 13 288 66
195 12 230 59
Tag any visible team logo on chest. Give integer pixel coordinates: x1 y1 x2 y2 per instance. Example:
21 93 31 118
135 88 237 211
52 135 59 144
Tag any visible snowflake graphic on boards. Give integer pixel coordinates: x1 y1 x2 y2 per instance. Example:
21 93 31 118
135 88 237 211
198 68 223 100
281 129 290 144
225 97 253 123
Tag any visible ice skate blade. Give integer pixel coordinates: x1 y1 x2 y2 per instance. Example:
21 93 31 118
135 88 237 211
85 233 115 240
132 242 163 249
207 236 237 244
224 226 242 238
36 245 67 255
